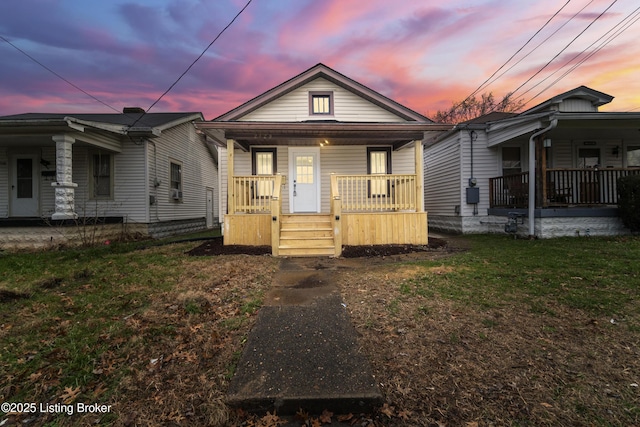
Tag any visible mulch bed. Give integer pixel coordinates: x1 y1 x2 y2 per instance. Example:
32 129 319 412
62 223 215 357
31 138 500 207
186 236 448 258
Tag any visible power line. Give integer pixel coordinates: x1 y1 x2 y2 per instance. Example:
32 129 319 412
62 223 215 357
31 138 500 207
476 0 596 99
522 6 640 106
129 0 253 129
465 0 572 101
507 0 618 100
0 34 121 113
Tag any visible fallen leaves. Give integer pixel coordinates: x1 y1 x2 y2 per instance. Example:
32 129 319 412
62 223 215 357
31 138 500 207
60 385 81 404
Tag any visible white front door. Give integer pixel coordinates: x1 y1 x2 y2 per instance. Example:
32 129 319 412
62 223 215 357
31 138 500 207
289 148 320 213
10 155 39 217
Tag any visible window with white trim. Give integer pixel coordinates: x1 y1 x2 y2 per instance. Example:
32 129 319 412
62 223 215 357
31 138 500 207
170 161 182 201
91 152 113 198
627 146 640 167
502 147 521 176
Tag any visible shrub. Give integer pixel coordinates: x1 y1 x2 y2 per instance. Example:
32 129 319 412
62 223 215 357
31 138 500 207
617 174 640 232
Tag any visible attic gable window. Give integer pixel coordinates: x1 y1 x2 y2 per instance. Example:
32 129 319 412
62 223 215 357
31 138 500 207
309 91 333 115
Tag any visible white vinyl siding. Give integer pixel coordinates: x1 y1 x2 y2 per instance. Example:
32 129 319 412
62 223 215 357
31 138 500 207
71 143 147 223
147 122 217 224
0 148 7 217
459 132 500 216
240 78 406 122
424 136 462 216
559 99 597 112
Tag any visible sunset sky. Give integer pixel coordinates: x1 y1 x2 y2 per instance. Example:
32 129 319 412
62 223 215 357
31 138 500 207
1 0 639 119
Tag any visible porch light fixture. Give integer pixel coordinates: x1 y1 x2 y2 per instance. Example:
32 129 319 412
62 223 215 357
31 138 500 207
543 138 551 148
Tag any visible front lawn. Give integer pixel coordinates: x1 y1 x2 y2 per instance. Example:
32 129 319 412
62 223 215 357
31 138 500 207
1 234 639 426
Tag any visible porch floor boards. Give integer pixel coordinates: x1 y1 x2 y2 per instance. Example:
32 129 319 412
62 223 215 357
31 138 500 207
279 214 335 257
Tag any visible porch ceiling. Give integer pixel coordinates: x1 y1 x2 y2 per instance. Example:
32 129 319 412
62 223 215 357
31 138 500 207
0 120 124 152
487 114 640 147
195 121 451 150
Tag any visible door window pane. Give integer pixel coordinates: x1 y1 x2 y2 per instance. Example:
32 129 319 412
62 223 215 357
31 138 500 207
16 158 33 198
296 156 314 184
578 148 600 168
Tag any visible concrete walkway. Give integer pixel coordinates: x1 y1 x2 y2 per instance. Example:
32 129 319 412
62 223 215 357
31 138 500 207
226 258 382 415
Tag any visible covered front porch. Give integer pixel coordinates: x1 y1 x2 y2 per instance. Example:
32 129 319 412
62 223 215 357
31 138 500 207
490 167 640 209
485 104 640 236
196 121 448 256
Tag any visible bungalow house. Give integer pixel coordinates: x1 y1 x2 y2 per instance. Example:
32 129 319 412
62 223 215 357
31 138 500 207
195 63 451 256
0 110 218 249
424 86 640 238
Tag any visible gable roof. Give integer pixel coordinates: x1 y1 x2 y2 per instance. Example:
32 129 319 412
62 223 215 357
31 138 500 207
462 111 519 125
0 112 204 141
213 63 432 122
520 86 613 115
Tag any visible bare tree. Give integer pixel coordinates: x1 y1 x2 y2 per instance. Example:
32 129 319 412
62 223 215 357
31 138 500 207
433 92 525 124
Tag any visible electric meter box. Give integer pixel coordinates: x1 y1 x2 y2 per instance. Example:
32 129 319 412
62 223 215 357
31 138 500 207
466 187 480 204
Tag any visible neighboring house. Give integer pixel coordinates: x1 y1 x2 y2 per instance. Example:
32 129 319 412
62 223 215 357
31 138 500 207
424 86 640 238
0 109 218 249
195 63 450 256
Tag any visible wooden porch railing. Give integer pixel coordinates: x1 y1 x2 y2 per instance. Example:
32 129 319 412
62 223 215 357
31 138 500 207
490 168 640 208
270 175 283 256
489 172 529 208
330 174 342 257
546 168 640 206
332 174 418 212
231 175 278 213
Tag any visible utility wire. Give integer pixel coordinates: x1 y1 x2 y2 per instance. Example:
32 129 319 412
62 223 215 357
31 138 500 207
0 34 121 113
522 6 640 106
129 0 253 129
507 0 618 100
475 0 594 100
465 0 572 101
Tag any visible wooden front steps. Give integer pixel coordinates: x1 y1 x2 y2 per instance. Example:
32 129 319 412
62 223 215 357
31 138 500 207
278 214 335 257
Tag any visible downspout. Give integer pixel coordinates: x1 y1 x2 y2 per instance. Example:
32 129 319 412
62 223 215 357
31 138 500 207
528 118 557 237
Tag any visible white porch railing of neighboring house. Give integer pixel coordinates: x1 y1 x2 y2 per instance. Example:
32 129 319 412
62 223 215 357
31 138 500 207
331 174 418 212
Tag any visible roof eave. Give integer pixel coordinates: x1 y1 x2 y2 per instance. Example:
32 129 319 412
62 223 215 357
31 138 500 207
213 63 432 123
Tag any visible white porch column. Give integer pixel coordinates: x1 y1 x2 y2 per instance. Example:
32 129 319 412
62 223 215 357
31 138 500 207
227 139 235 214
51 134 78 220
415 140 424 212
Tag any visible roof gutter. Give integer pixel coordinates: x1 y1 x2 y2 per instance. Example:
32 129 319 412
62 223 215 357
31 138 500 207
528 117 557 237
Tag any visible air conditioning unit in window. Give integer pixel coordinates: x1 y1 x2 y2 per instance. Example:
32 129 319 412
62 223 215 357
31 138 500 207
171 189 183 200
